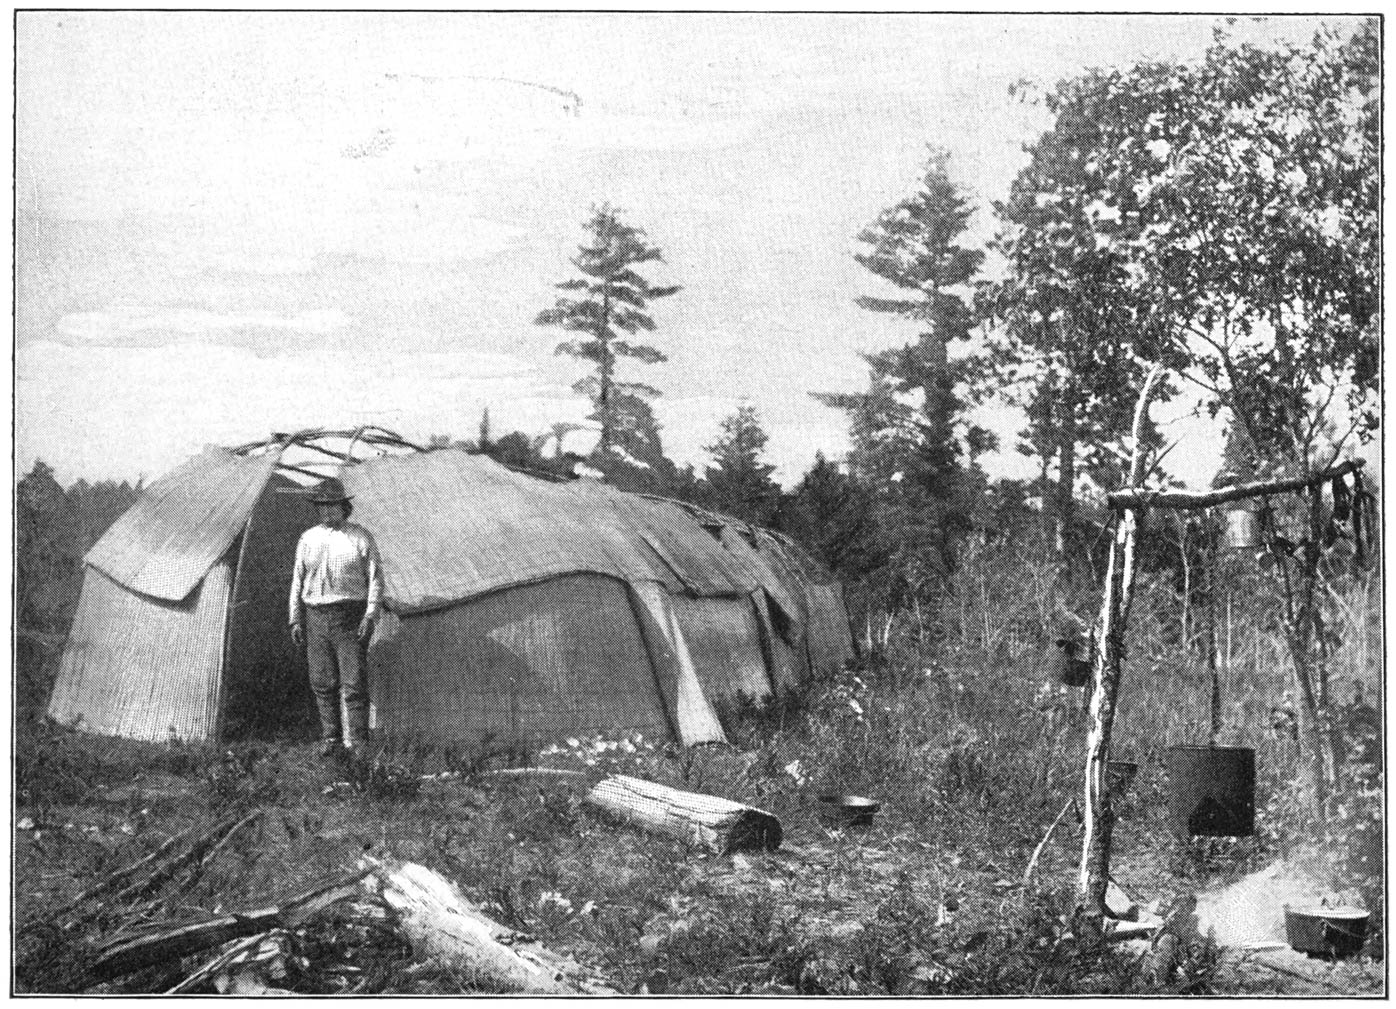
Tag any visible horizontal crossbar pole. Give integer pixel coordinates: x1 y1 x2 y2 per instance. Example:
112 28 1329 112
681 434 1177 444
1106 458 1365 512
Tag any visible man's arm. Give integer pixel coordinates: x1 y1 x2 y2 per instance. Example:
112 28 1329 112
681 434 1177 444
361 529 385 620
288 533 308 629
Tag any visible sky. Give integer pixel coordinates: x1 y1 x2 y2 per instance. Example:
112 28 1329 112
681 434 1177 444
15 11 1365 490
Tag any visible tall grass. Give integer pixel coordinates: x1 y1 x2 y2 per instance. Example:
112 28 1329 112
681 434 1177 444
11 528 1381 994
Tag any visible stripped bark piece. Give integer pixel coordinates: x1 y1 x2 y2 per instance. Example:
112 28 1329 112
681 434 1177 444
164 931 276 995
360 856 606 994
92 909 281 981
585 774 782 853
91 872 365 983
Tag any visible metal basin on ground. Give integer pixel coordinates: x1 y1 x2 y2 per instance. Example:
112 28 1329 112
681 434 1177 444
816 794 881 828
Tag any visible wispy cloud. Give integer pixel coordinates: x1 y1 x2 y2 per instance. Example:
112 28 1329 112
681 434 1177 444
53 306 353 345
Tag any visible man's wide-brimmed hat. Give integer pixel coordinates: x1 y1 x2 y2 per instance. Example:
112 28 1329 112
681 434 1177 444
307 477 353 504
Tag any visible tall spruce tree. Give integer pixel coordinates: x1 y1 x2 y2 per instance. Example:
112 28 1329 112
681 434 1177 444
535 204 681 462
776 452 884 587
704 404 781 526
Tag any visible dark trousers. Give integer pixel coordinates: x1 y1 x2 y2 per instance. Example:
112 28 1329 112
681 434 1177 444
306 601 370 743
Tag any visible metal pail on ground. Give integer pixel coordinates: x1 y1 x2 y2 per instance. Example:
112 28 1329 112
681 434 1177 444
1167 745 1255 837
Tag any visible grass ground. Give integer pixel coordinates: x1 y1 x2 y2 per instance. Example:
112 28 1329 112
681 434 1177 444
13 608 1384 995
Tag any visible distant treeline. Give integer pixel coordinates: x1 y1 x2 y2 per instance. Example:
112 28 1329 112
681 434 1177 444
17 462 142 638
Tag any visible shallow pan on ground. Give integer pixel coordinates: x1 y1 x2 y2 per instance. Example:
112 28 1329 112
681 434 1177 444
816 794 881 828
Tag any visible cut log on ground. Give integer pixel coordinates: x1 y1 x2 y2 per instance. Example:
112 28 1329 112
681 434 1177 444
585 774 782 853
360 856 612 995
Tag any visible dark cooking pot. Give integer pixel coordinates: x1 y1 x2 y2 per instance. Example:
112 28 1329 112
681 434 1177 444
1284 905 1369 959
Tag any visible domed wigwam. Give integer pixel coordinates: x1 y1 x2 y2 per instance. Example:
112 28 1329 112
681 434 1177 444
47 425 853 748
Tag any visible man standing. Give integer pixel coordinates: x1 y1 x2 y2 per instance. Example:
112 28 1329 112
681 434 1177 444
289 476 385 756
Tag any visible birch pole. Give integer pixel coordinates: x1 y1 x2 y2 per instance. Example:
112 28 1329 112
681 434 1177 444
1078 364 1164 918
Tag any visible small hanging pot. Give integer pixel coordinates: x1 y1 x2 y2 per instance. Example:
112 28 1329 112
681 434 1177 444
1223 508 1260 550
1106 760 1140 798
1048 638 1091 687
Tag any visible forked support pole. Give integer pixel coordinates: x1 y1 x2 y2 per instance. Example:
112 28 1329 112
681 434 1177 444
1078 364 1163 918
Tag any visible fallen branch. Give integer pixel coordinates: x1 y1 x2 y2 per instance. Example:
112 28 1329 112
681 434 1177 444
1245 956 1353 993
585 774 782 853
92 910 280 982
55 824 201 920
110 814 250 906
1023 798 1075 888
196 809 262 870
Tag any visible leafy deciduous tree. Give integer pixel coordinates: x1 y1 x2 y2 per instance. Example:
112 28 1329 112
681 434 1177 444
985 72 1182 561
993 22 1377 797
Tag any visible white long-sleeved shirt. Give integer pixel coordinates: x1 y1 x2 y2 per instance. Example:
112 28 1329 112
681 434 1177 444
288 521 385 626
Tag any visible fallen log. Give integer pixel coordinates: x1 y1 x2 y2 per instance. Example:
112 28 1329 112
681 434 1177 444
585 774 782 853
360 856 609 994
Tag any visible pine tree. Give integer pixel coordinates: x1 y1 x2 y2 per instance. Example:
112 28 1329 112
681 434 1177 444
851 148 984 467
535 205 681 460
